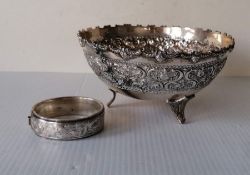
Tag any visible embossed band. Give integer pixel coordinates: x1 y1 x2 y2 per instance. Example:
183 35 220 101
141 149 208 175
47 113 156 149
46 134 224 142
29 97 104 140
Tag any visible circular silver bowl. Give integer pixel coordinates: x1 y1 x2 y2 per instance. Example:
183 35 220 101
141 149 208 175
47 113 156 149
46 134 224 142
78 24 234 123
29 97 104 140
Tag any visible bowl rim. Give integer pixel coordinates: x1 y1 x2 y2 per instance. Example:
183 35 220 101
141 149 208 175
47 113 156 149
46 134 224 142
78 24 235 63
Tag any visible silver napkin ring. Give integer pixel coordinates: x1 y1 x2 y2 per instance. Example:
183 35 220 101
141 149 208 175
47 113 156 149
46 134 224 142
29 96 104 140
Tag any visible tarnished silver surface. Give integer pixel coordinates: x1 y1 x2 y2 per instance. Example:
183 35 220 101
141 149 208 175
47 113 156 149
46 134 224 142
168 94 195 124
29 97 104 140
78 25 235 123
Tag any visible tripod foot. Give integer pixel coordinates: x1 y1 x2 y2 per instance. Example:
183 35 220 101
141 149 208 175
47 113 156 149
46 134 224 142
107 89 117 107
168 94 195 124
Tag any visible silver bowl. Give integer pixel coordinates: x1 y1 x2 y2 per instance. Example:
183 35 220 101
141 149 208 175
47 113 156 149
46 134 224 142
78 25 234 123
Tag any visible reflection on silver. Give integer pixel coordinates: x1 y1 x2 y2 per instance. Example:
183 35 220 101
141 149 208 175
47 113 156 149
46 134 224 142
29 97 104 140
78 25 234 123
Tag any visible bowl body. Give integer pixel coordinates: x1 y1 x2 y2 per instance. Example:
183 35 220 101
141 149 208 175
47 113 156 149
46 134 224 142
78 25 234 100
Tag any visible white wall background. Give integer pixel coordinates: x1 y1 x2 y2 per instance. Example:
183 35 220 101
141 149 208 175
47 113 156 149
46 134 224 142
0 0 249 76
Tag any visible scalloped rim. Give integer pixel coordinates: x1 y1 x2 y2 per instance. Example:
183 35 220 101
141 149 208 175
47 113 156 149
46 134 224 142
78 24 235 62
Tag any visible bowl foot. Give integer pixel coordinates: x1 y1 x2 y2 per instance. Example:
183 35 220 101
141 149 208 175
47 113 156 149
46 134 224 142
107 89 117 107
167 94 195 124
